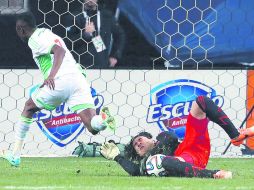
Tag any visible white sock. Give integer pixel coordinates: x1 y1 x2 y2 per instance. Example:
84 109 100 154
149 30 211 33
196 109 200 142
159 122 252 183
90 115 106 132
12 117 33 158
13 140 24 158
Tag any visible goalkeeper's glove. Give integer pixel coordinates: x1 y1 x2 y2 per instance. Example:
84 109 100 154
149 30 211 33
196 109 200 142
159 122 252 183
100 142 120 160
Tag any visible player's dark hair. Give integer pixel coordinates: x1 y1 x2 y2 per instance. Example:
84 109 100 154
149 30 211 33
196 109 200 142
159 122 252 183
16 11 36 28
124 131 153 162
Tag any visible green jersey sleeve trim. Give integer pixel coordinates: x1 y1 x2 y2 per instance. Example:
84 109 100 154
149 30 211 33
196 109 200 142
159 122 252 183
36 54 53 79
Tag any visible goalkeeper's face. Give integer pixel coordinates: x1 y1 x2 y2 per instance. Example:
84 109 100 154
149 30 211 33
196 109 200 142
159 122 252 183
132 136 155 157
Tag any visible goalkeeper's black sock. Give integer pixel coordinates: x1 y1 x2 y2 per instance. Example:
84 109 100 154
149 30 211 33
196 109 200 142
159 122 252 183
196 95 239 139
161 156 218 178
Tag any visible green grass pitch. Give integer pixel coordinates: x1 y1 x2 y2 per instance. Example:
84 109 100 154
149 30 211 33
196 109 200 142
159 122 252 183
0 157 254 190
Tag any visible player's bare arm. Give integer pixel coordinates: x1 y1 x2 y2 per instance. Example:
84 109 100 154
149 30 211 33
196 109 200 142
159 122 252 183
42 45 66 90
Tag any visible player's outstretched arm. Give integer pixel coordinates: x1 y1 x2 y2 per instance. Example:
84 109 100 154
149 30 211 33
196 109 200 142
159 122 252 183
100 142 141 176
114 155 141 176
100 142 120 160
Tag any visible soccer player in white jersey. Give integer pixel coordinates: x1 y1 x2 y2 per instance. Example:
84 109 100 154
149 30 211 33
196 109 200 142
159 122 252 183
1 12 116 167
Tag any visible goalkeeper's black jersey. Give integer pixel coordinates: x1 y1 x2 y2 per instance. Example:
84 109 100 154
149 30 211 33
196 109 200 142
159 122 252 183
114 131 180 176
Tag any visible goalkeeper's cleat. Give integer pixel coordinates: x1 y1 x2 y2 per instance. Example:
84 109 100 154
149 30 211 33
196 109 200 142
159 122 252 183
231 126 254 146
1 150 21 167
213 170 232 179
101 107 116 131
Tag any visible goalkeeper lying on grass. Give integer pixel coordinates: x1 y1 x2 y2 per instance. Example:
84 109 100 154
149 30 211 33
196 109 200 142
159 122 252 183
101 96 254 179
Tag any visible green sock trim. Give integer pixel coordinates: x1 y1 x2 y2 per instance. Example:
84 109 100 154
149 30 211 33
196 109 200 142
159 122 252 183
20 116 33 124
70 104 95 112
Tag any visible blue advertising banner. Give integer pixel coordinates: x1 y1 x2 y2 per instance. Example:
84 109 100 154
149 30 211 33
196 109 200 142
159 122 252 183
30 86 104 147
147 79 224 139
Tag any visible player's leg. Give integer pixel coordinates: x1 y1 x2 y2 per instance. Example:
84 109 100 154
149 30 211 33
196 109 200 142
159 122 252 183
231 126 254 146
161 156 232 179
3 78 68 166
196 95 254 145
78 107 115 135
190 100 206 120
67 73 116 135
13 98 41 157
195 96 245 142
174 102 210 168
78 108 97 135
2 98 40 167
2 81 63 167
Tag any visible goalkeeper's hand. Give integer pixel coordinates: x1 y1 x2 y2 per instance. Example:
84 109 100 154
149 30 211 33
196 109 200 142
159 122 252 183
100 142 120 160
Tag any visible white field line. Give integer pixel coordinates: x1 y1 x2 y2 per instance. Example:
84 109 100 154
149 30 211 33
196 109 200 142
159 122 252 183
1 186 184 190
3 186 76 190
2 186 254 190
24 160 111 164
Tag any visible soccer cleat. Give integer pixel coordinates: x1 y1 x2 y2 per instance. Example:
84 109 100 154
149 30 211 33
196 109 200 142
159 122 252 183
231 126 254 146
1 150 21 167
101 107 116 131
213 170 232 179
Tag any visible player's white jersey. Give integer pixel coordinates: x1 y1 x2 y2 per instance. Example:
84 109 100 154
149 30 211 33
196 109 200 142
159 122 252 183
28 28 82 79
